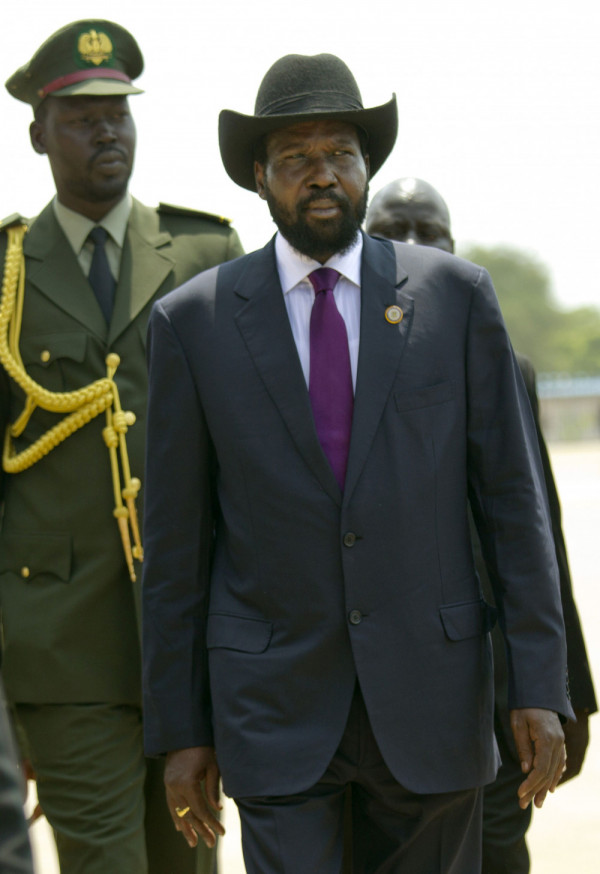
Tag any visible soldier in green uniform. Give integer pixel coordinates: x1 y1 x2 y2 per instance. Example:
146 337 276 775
0 19 243 874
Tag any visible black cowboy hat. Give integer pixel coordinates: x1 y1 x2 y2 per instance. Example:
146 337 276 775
219 53 398 191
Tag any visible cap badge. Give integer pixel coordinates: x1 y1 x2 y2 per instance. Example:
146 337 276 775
385 305 403 324
78 30 113 67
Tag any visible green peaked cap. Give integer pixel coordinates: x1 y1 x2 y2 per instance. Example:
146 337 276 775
6 19 144 111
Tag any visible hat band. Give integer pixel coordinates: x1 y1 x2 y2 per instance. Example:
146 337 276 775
38 68 132 99
257 90 364 117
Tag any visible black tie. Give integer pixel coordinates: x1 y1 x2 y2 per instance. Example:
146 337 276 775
88 226 115 323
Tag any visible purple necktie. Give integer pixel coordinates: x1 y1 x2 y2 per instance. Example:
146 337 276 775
308 267 354 489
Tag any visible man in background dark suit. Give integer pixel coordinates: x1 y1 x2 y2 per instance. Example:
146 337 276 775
366 176 597 873
142 54 572 873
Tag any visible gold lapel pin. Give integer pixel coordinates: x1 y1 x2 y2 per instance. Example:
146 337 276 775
385 305 403 324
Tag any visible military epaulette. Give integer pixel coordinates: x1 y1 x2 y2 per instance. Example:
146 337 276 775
158 202 232 226
0 213 29 232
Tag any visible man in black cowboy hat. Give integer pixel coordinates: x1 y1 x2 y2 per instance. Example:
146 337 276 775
142 54 572 873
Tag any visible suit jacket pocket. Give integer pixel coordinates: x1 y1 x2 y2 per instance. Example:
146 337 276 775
206 613 273 653
394 380 455 412
0 532 72 583
439 598 497 641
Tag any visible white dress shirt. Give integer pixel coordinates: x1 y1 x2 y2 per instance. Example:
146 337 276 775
275 231 362 391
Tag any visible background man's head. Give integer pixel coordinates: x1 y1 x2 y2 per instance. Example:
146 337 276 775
366 177 454 253
218 53 397 262
6 19 143 220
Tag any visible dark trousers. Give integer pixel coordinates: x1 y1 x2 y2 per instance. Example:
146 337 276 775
236 684 483 873
481 719 531 874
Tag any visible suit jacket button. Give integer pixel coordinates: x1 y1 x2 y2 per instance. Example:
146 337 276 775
343 532 356 547
348 610 362 625
20 566 30 579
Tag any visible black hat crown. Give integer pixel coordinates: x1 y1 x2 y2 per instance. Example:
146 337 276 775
254 54 365 117
219 53 397 191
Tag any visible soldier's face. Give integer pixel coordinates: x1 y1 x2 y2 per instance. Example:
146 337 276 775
254 120 369 263
30 95 136 220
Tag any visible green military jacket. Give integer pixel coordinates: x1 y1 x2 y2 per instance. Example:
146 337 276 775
0 198 243 704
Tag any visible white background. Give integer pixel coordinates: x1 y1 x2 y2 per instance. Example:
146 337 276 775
2 1 600 309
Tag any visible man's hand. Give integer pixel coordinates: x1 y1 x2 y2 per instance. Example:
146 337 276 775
510 708 565 810
560 708 590 784
164 746 224 849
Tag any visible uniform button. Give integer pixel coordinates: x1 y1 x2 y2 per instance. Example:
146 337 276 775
348 610 362 625
343 532 356 547
40 350 51 363
20 566 30 579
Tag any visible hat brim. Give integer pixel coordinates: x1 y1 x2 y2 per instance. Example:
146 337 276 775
50 80 144 99
219 95 397 192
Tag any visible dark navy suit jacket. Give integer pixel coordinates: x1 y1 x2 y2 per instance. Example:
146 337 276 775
142 234 573 798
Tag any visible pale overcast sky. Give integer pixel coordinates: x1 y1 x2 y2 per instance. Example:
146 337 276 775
2 1 599 309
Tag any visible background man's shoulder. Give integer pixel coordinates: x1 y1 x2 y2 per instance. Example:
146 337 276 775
157 202 234 232
155 203 242 252
137 200 245 286
372 234 486 289
0 213 30 263
0 214 29 233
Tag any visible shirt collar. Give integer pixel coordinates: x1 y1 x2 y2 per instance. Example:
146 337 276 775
275 230 363 294
53 193 133 255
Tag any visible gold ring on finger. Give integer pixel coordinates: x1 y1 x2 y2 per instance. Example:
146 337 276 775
175 806 190 818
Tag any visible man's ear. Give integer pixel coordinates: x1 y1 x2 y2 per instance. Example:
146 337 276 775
30 121 47 155
364 153 370 179
254 161 266 199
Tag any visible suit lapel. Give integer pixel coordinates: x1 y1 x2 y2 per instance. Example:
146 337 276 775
108 199 174 344
24 203 107 340
233 240 341 504
344 234 414 502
